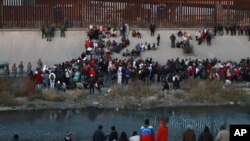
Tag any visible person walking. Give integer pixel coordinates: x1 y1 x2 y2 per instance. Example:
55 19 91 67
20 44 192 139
139 119 155 141
198 126 214 141
156 118 168 141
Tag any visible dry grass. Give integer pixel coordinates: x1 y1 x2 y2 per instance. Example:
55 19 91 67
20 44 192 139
0 77 37 106
173 91 186 99
0 91 20 107
66 90 87 102
0 77 37 98
32 90 65 102
183 79 250 104
106 80 162 100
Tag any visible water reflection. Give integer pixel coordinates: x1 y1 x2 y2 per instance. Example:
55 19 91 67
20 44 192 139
0 106 249 141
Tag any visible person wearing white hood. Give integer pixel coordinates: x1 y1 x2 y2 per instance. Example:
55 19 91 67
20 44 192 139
49 72 56 89
117 67 123 84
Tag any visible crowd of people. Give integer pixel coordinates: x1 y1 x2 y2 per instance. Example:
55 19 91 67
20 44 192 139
40 21 69 41
194 29 213 46
3 23 250 95
5 54 250 96
60 119 229 141
214 24 250 40
9 118 229 141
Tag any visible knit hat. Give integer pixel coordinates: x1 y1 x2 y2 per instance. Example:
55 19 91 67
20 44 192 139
98 125 103 129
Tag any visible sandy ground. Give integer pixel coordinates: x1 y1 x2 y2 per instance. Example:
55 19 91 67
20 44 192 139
0 29 250 68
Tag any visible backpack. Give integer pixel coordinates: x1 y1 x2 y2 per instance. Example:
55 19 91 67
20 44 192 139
50 74 55 81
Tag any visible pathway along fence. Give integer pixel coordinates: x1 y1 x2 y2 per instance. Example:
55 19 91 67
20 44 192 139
0 0 250 28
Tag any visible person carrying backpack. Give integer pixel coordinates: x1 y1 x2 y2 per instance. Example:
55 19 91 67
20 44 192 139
49 72 56 89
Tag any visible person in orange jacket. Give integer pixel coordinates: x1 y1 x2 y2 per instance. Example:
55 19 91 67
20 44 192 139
156 118 168 141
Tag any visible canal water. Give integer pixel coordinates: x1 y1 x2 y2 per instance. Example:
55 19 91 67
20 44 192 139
0 106 250 141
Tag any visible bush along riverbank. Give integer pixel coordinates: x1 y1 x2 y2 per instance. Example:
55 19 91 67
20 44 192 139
0 77 250 111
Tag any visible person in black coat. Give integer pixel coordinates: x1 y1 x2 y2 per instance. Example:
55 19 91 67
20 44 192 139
198 126 213 141
150 23 156 36
93 125 107 141
89 75 96 94
108 126 118 141
170 34 176 48
157 34 160 46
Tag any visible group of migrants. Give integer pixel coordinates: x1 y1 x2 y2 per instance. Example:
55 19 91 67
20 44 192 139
194 29 213 46
61 119 229 141
214 24 250 40
5 23 250 96
169 30 194 49
17 54 249 96
41 21 69 41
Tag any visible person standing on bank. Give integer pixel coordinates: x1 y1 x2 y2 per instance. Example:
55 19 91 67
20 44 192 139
12 63 17 77
169 34 176 48
18 61 24 77
150 23 156 36
162 80 170 99
157 34 160 46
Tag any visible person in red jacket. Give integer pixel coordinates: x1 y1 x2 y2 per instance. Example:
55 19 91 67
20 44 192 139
156 118 168 141
89 67 96 78
34 71 43 89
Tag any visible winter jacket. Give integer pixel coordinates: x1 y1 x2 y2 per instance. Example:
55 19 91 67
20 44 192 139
140 125 154 141
215 130 229 141
93 129 106 141
156 124 168 141
183 129 196 141
198 131 213 141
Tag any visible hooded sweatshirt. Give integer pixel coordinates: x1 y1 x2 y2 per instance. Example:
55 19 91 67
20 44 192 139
156 121 168 141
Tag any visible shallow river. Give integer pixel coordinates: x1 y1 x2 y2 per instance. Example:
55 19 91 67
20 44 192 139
0 106 250 141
